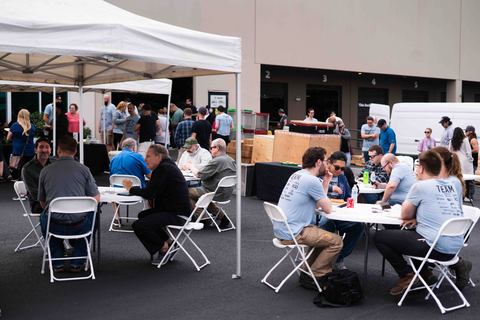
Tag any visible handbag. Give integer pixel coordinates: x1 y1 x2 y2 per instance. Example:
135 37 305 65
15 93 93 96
9 130 30 171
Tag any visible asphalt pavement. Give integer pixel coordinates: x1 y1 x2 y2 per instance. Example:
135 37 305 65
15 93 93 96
1 164 479 319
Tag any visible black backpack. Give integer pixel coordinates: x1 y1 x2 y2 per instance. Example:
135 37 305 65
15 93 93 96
313 269 364 307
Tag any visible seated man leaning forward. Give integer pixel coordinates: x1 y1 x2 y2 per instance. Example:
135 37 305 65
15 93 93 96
357 145 389 204
186 138 236 229
314 151 364 271
374 150 467 296
122 144 192 266
38 136 100 273
177 137 212 171
276 146 343 290
374 153 415 206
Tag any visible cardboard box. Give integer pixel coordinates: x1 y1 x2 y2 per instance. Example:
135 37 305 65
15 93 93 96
251 135 274 164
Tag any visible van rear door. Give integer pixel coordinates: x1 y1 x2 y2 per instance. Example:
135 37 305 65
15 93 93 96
369 103 390 124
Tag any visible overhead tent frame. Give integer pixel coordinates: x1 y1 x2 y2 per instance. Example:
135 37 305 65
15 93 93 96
0 0 242 278
0 79 174 154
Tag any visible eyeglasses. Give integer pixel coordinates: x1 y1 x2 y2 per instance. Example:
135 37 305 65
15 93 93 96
382 162 390 170
333 165 346 171
424 131 431 134
368 154 377 159
210 146 218 150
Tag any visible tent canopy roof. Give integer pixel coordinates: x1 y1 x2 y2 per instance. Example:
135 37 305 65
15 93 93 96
0 0 241 86
0 79 173 96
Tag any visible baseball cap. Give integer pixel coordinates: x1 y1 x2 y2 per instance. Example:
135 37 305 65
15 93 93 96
183 137 198 149
465 125 476 132
377 119 387 127
439 116 451 124
198 106 207 115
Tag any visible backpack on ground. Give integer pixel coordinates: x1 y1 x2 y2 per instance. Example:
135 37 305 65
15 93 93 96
313 269 363 307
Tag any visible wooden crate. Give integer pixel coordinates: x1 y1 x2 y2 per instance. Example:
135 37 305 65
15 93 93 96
241 144 253 152
272 130 341 164
241 150 253 157
242 157 252 164
252 135 275 164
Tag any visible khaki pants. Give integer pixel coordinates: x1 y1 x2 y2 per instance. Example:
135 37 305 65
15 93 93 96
280 225 343 279
189 188 222 219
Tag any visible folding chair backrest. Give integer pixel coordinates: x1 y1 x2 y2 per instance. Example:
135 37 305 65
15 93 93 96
460 206 480 241
49 197 98 215
110 174 142 188
14 181 27 197
263 202 299 243
214 175 236 192
195 192 215 211
397 156 414 170
436 218 473 238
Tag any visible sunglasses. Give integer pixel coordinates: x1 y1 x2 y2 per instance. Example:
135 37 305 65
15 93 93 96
424 131 431 134
333 165 346 171
369 154 377 159
339 125 344 128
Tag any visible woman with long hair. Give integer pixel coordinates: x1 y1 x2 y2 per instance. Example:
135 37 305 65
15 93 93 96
465 126 478 199
112 101 127 150
449 127 474 199
6 109 36 179
66 103 86 141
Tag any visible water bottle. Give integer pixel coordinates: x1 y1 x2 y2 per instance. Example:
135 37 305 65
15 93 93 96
363 170 369 185
370 172 376 184
352 184 359 205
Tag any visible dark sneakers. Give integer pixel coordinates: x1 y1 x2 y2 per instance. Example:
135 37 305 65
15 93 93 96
299 273 320 290
452 258 472 291
219 216 230 229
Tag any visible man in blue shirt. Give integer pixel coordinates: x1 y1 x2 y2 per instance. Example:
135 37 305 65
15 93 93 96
374 150 470 295
110 138 152 188
316 152 364 270
275 146 343 290
378 119 396 155
42 95 62 127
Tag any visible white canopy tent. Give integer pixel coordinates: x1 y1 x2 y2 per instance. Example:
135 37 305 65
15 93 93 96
0 79 174 152
0 0 243 277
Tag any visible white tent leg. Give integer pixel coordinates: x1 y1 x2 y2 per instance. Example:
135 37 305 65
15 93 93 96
166 91 172 148
53 87 56 156
79 86 84 164
233 73 242 279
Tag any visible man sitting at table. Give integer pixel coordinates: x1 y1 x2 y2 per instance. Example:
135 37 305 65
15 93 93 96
110 138 152 188
314 151 364 271
186 138 236 229
38 136 100 273
374 153 415 206
22 137 53 213
122 144 192 266
357 145 389 204
373 150 468 295
177 137 212 171
276 146 343 289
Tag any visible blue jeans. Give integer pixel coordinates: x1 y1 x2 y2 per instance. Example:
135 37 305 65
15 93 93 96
40 212 94 268
343 152 351 167
317 216 365 263
363 151 369 164
362 193 379 204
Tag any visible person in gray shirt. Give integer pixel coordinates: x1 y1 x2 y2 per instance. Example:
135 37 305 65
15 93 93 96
439 116 455 147
186 138 236 229
121 103 140 144
38 136 100 272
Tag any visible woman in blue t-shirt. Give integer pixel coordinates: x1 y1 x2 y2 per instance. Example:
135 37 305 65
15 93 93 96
6 109 36 178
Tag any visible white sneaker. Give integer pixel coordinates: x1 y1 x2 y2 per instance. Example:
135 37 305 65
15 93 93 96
333 262 347 270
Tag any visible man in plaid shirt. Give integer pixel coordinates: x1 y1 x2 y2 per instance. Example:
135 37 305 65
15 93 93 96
175 108 195 159
357 145 389 204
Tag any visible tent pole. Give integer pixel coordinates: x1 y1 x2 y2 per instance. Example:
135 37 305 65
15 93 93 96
53 87 56 157
103 91 106 146
166 88 172 148
233 73 242 279
79 86 84 164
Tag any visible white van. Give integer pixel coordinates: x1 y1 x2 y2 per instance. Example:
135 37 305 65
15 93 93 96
372 103 480 156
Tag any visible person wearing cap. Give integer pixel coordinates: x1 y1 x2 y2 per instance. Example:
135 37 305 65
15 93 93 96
174 108 195 160
439 116 454 147
378 119 396 155
278 109 289 130
191 106 212 150
134 104 160 158
177 137 212 172
43 94 62 127
186 138 236 229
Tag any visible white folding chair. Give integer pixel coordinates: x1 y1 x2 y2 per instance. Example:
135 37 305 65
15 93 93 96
108 174 147 233
157 192 215 271
398 217 473 314
13 181 44 252
41 197 98 283
397 155 414 170
199 175 236 232
261 202 322 293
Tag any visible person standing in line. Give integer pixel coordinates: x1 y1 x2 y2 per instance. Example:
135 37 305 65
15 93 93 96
98 94 116 152
448 127 474 200
66 103 86 142
378 119 396 155
304 108 317 122
135 105 160 158
465 125 478 175
43 95 62 128
120 103 140 146
439 116 455 147
7 109 36 180
336 121 352 166
191 106 212 150
174 108 195 160
361 116 380 163
417 127 436 152
214 106 234 146
155 108 169 147
112 101 128 151
278 109 289 130
170 103 183 148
